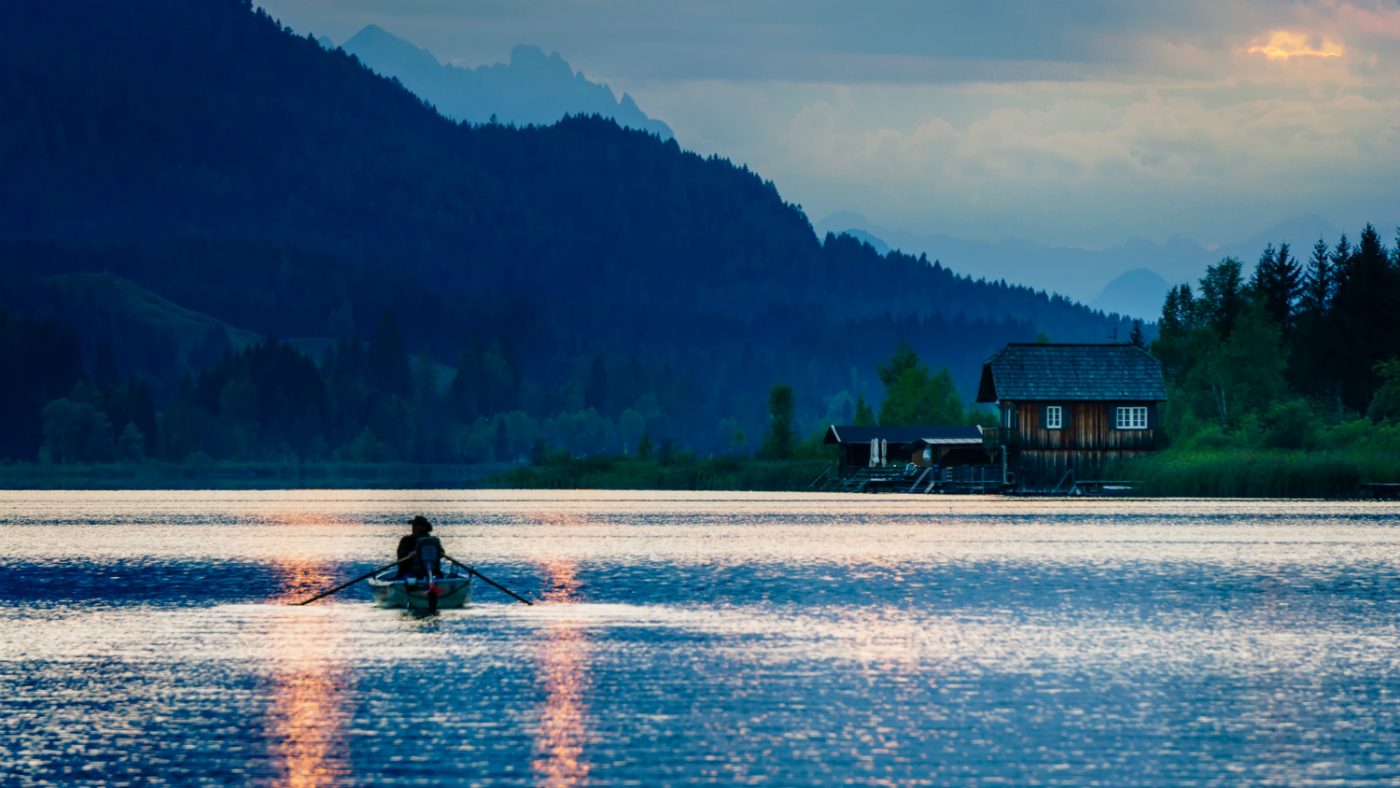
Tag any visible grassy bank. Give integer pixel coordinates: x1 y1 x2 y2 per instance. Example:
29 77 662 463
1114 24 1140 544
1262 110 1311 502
492 455 833 491
1121 418 1400 497
1124 448 1400 498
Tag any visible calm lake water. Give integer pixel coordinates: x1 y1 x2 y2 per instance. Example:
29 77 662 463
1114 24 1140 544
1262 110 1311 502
1 491 1398 785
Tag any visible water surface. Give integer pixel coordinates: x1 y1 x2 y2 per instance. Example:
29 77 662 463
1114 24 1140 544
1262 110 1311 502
1 491 1397 784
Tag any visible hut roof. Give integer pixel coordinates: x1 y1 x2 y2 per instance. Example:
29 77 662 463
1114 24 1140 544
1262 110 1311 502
977 343 1166 403
823 425 984 445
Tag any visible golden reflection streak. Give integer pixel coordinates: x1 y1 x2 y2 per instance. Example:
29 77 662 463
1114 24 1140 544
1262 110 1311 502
265 511 358 787
532 559 591 787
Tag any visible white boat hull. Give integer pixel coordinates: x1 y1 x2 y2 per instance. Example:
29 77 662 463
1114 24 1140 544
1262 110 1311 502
367 571 472 610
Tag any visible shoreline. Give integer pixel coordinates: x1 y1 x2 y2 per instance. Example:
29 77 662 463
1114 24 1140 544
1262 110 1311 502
0 461 510 490
2 452 1396 498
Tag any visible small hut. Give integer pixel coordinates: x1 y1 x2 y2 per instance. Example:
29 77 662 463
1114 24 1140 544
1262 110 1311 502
823 425 995 490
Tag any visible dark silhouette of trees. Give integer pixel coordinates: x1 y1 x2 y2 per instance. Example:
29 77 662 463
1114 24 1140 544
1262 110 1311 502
1331 224 1399 410
1156 225 1400 438
853 396 876 427
0 308 84 459
876 341 966 426
1129 320 1145 349
1248 243 1301 337
41 399 115 463
0 0 1142 464
760 384 796 460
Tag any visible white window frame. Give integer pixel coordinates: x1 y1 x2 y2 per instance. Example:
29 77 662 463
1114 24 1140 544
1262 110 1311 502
1116 406 1148 430
1045 405 1063 430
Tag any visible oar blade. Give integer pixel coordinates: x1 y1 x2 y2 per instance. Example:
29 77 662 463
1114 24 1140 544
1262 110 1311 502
293 556 408 606
444 555 534 605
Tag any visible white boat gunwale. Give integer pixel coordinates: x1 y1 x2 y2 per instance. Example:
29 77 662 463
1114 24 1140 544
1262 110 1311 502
367 568 472 610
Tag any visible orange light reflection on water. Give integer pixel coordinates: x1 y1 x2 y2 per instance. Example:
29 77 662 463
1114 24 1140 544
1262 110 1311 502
265 512 362 786
533 559 591 787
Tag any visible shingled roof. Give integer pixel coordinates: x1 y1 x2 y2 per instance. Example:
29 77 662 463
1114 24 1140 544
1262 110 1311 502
977 343 1166 403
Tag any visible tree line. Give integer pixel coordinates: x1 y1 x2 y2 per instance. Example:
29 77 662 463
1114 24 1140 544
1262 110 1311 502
757 340 982 461
3 295 986 470
1 0 1133 462
1153 223 1400 448
5 309 679 466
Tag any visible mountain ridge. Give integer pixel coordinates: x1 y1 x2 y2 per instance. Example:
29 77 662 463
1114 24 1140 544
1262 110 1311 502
338 24 674 138
817 211 1363 320
0 0 1133 456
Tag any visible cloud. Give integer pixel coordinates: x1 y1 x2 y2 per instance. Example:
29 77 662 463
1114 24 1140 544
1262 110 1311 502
1246 30 1345 60
639 74 1400 246
257 0 1400 247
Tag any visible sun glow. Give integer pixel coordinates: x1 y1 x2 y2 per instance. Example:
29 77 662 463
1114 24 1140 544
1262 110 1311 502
1245 30 1345 60
533 560 592 787
269 561 350 787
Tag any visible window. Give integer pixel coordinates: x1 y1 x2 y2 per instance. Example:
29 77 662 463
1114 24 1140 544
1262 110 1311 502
1045 405 1062 429
1116 406 1148 429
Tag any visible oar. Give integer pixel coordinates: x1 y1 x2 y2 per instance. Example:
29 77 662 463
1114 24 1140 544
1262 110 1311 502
444 555 534 605
294 555 411 606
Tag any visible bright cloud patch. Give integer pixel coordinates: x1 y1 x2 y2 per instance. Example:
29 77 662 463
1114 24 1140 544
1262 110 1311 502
1245 30 1345 60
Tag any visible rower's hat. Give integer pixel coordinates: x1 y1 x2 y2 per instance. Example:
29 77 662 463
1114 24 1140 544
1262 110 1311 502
408 515 432 531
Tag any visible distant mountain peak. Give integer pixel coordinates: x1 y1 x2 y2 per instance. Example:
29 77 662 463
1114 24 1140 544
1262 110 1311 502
509 44 569 72
1090 269 1171 322
339 25 673 138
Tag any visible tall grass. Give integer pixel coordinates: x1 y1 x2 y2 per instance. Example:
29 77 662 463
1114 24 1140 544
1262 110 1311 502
1125 448 1399 498
1124 417 1400 497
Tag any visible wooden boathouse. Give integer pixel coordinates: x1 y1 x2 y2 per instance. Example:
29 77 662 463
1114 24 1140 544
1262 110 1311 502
821 425 999 492
977 343 1166 491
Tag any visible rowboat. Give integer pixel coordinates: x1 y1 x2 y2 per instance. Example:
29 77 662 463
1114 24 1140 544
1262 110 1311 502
367 569 472 610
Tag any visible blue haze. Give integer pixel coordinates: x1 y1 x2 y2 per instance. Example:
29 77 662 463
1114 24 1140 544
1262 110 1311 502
336 25 673 138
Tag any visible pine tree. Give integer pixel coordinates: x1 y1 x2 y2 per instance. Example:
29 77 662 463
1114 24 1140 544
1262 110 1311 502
1198 258 1245 338
852 395 875 427
1300 237 1333 317
1249 242 1300 335
760 383 796 460
1290 237 1340 401
1332 224 1399 409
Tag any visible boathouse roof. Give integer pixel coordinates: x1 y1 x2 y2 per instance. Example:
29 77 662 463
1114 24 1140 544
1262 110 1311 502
976 343 1166 403
823 425 984 445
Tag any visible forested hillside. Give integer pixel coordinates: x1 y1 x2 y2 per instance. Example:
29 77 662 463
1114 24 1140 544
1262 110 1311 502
1129 226 1400 496
0 0 1132 465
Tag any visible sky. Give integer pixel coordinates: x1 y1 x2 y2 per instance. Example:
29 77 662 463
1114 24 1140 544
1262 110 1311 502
256 1 1400 249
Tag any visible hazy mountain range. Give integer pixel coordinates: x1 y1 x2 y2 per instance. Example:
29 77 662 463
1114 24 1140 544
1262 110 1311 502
332 24 673 138
816 211 1365 320
327 23 1373 325
1 0 1141 456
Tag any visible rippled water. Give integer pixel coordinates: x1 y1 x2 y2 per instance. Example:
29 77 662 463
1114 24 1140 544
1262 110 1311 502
1 491 1398 785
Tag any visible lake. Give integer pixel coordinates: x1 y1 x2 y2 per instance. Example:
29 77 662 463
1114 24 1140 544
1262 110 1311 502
1 490 1397 785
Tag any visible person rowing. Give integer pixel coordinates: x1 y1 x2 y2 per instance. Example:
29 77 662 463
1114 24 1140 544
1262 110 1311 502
395 515 443 579
295 515 533 607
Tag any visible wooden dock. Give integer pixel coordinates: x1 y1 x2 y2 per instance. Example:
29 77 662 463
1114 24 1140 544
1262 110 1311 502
1358 482 1400 499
